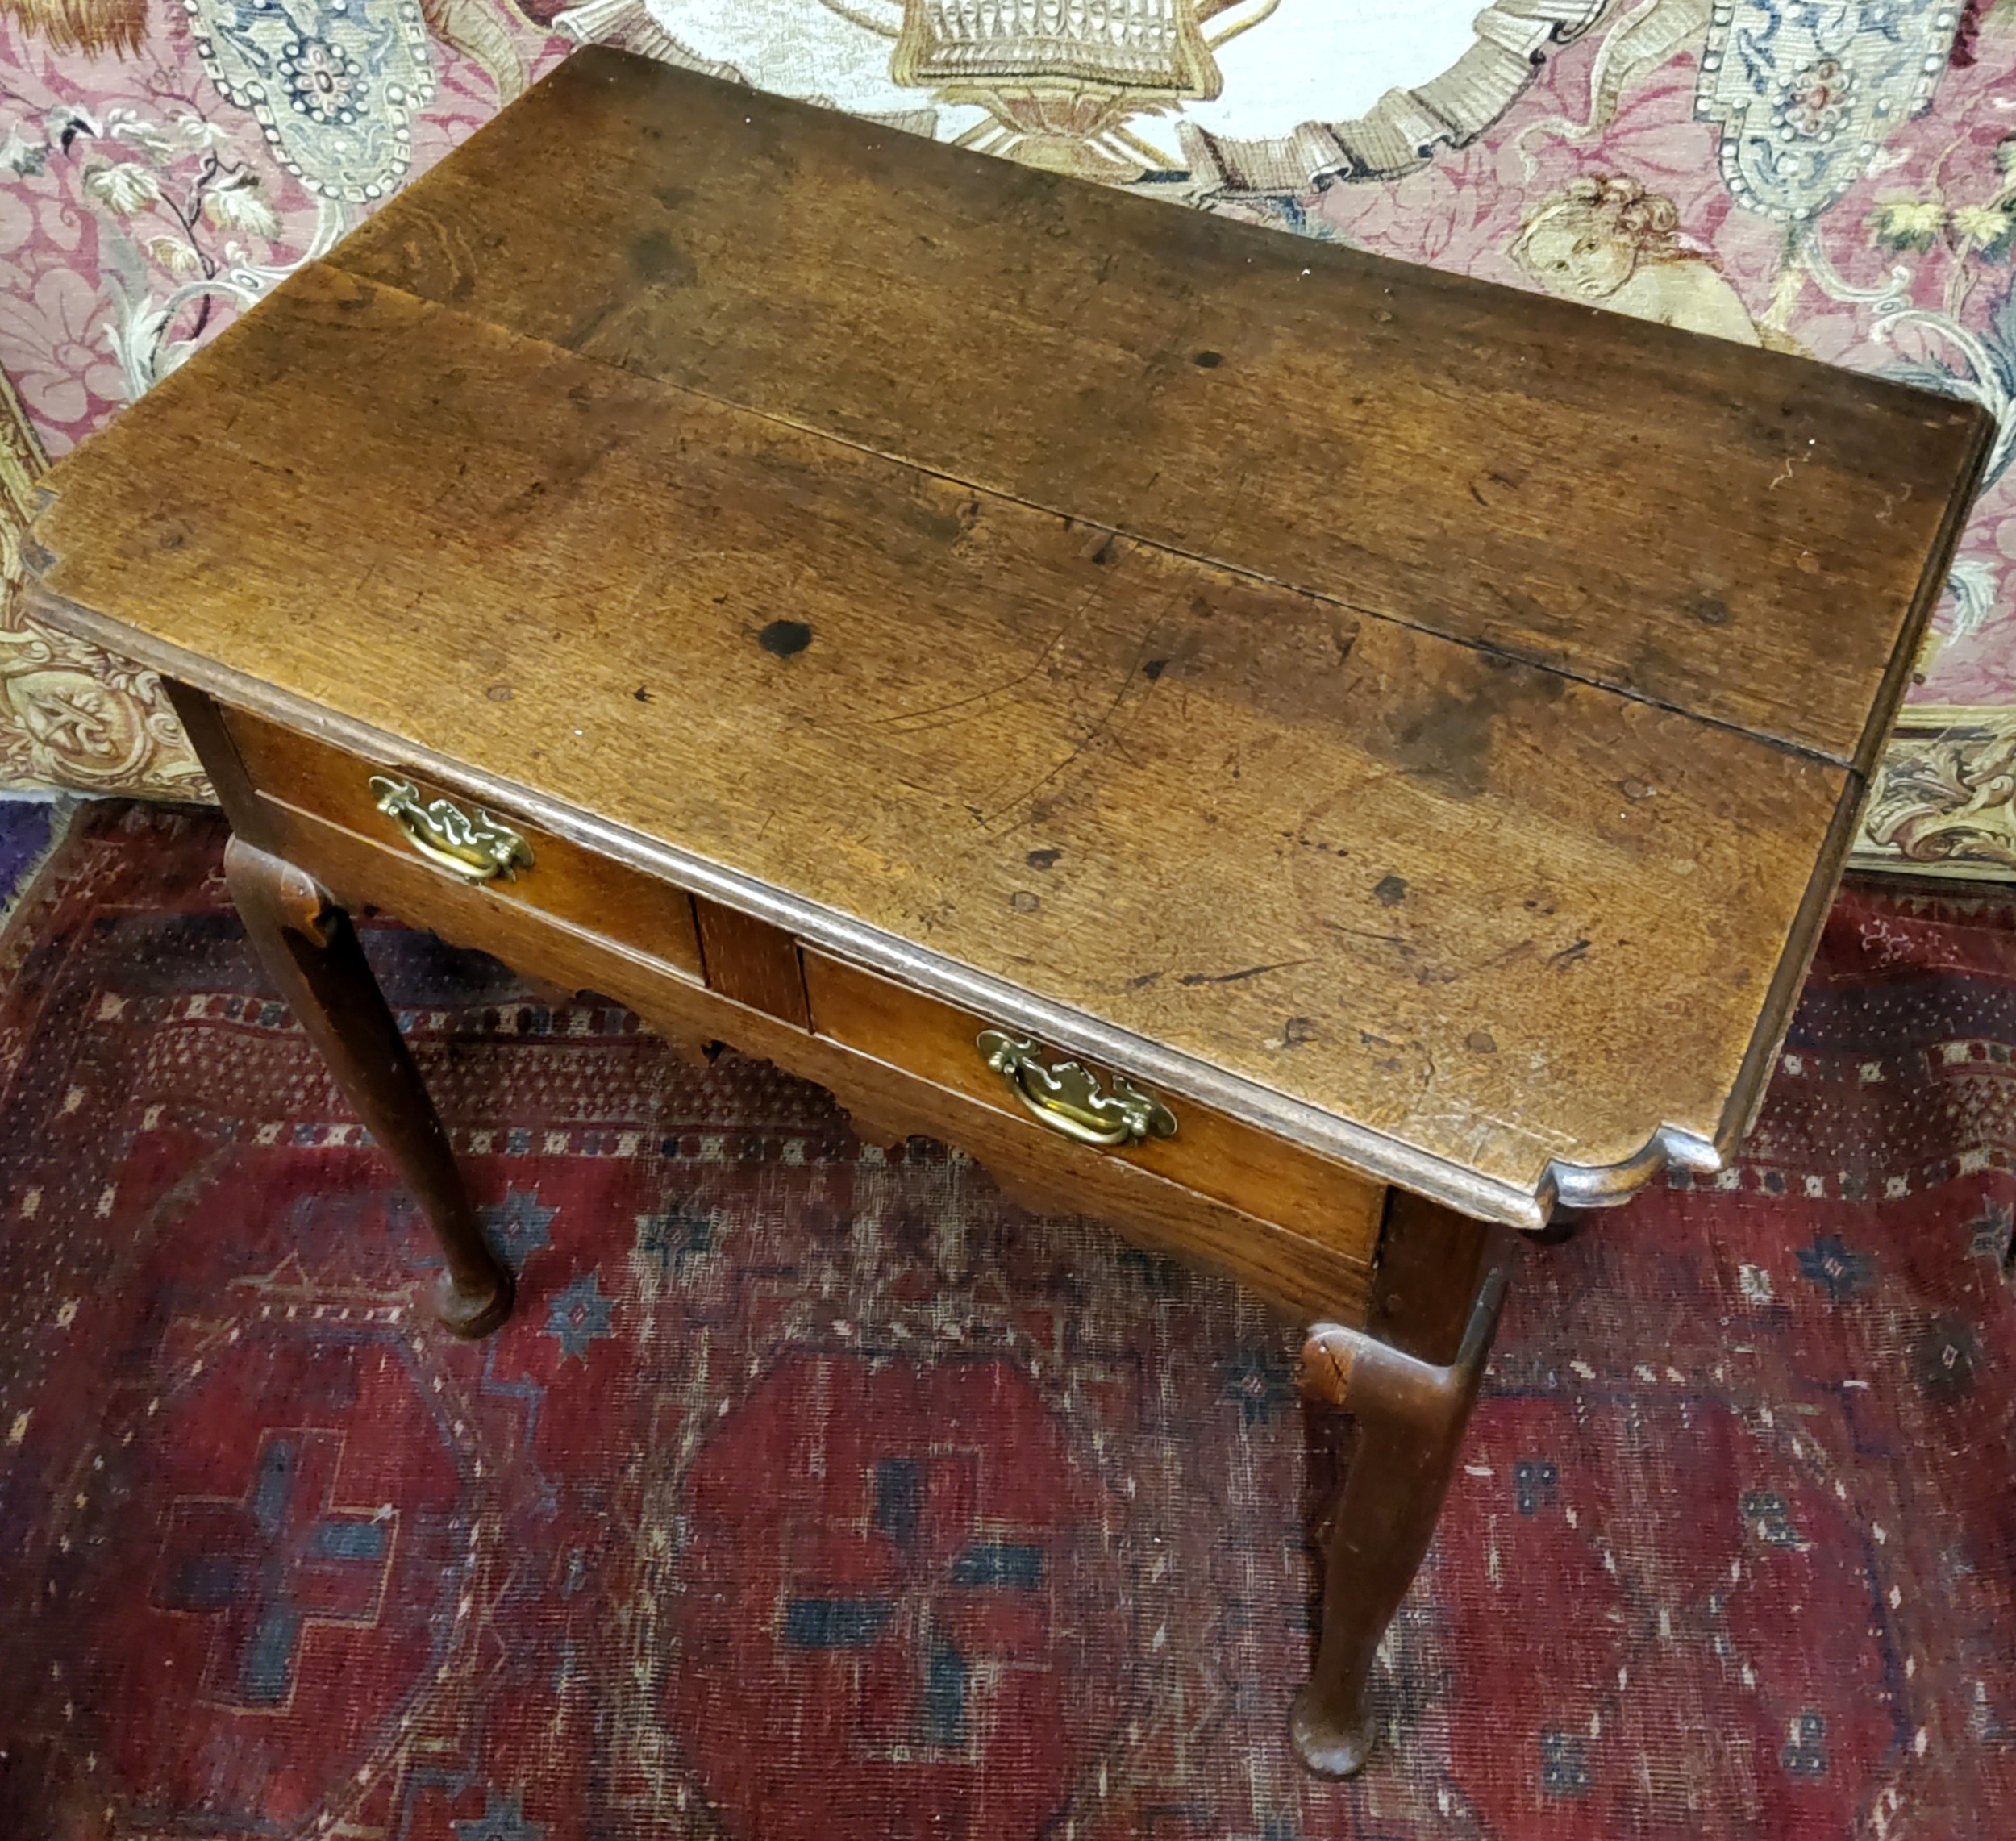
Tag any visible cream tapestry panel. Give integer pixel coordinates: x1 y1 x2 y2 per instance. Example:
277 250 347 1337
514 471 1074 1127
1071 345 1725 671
0 360 205 794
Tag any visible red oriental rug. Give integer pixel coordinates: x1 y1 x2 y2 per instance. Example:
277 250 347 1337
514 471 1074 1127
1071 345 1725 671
0 802 2011 1841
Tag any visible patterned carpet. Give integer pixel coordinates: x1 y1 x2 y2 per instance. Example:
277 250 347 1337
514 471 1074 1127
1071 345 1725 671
0 802 2011 1840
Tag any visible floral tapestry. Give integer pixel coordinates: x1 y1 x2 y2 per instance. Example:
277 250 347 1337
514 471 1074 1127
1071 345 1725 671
2 0 2015 872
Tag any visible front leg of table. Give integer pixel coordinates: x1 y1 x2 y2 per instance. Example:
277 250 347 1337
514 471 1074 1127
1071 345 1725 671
223 835 515 1338
1291 1239 1509 1776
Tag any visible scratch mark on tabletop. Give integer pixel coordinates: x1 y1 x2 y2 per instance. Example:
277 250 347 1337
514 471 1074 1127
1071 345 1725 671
1321 920 1408 951
871 577 1105 735
1469 938 1539 976
1875 482 1911 524
1176 959 1314 986
974 616 1164 828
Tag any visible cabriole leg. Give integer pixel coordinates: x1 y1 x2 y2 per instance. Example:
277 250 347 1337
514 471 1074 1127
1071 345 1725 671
1291 1241 1506 1776
223 835 513 1337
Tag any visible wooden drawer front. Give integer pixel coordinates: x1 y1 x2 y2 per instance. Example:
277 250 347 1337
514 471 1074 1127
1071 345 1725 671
252 794 1374 1319
802 950 1383 1268
223 709 704 981
691 896 810 1027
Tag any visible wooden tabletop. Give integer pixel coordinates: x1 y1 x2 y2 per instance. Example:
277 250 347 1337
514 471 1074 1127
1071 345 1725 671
25 48 1991 1228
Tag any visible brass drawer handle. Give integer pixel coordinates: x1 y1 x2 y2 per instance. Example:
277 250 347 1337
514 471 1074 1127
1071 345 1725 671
369 775 534 884
977 1028 1177 1148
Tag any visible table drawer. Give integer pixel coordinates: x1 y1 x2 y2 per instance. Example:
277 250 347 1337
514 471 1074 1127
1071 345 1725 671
221 707 706 982
802 950 1383 1268
242 790 1376 1319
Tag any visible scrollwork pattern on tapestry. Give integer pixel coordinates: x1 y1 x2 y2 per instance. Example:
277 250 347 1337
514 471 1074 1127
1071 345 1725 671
0 369 208 797
1856 710 2016 878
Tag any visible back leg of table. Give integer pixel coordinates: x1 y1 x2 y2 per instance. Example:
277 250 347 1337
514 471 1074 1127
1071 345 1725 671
223 835 514 1337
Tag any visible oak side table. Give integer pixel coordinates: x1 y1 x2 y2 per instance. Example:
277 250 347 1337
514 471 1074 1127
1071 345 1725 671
23 48 1989 1777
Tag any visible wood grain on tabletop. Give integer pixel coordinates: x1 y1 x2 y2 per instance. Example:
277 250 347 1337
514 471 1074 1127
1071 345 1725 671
35 258 1871 1214
330 46 1989 776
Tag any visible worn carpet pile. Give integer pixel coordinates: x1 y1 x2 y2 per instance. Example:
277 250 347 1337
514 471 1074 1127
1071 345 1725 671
0 802 2010 1840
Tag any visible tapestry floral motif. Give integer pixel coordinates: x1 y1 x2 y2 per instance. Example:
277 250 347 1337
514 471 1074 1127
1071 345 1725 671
0 2 545 790
0 8 541 453
1695 0 1958 222
186 0 437 205
1855 705 2016 874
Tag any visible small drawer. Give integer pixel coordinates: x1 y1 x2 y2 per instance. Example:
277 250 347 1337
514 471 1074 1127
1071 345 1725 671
802 950 1383 1268
223 708 705 981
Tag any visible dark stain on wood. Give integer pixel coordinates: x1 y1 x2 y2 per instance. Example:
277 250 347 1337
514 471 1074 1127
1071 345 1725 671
1382 664 1566 801
758 619 813 657
630 230 697 289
